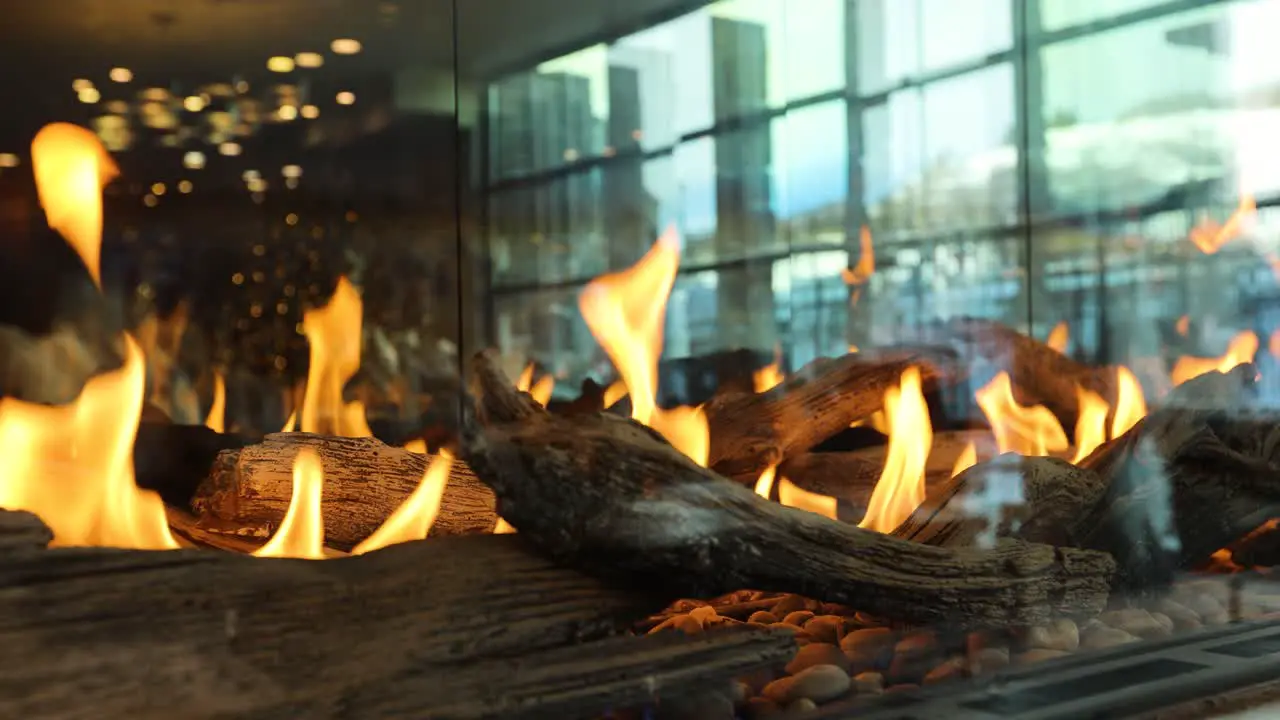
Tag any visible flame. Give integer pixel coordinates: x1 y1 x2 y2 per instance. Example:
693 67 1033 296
603 379 628 407
1046 322 1069 354
30 123 119 288
253 448 326 559
493 517 516 534
975 372 1069 456
0 336 176 549
579 228 709 464
859 367 932 533
848 344 859 354
1189 194 1256 255
299 277 371 436
1110 366 1147 438
352 449 453 554
1271 330 1280 358
753 348 784 393
516 364 555 407
754 463 777 499
778 476 837 520
1171 331 1258 386
281 409 297 432
951 442 977 478
403 439 427 454
1071 387 1109 463
204 370 226 433
1176 315 1190 337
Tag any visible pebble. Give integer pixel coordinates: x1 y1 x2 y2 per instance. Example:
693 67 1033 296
888 632 940 684
782 611 816 627
1156 598 1202 631
1025 618 1079 652
1079 626 1140 650
972 647 1010 673
1101 609 1169 640
744 697 783 720
923 656 968 685
749 611 779 625
1015 648 1070 664
1182 592 1226 619
840 627 896 673
804 615 845 644
762 664 850 705
657 691 734 720
852 671 885 695
784 698 818 717
786 643 850 675
772 595 811 616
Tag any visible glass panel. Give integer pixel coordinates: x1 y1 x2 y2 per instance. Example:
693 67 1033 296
1041 0 1174 32
856 0 1013 95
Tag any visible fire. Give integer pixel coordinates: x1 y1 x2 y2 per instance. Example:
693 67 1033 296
299 277 372 436
859 367 932 533
841 225 876 306
754 463 777 499
352 449 453 554
493 517 516 534
1189 193 1256 255
516 364 555 407
253 448 326 559
1071 387 1109 463
403 439 427 454
579 228 710 465
1176 315 1190 337
1170 330 1258 386
975 372 1068 457
30 123 118 288
1046 322 1069 354
1111 366 1147 438
282 409 298 432
778 476 837 520
603 379 628 407
753 348 784 393
204 370 226 433
1272 329 1280 358
951 442 977 478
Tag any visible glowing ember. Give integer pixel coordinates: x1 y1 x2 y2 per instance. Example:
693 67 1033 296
204 370 226 433
778 476 837 520
859 367 931 533
1171 331 1258 386
30 123 118 288
253 448 326 559
516 364 555 407
352 450 453 554
299 277 372 436
975 372 1068 457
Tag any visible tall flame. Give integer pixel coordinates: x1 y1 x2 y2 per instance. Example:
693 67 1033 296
1071 386 1109 463
1046 322 1069 354
975 372 1069 456
579 228 709 465
253 448 326 559
1171 330 1258 386
754 348 784 393
1110 366 1147 438
30 123 119 288
754 463 777 499
859 367 932 533
516 364 555 407
951 442 977 478
299 277 371 436
204 370 226 433
352 450 453 554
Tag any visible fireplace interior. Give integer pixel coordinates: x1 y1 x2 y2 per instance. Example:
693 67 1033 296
3 0 1280 718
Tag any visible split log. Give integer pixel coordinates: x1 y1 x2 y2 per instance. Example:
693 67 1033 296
895 365 1280 589
133 421 261 508
460 349 1115 629
191 433 498 551
703 350 960 482
0 510 678 719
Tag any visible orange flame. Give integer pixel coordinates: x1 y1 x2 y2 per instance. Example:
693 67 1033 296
753 347 784 393
30 123 119 288
1110 366 1147 438
253 448 326 559
975 372 1069 456
1046 322 1069 354
778 476 837 520
516 364 555 407
754 463 777 499
603 379 628 407
352 449 453 554
859 367 932 533
1171 331 1258 386
1176 315 1190 337
841 226 876 307
951 442 977 478
403 439 427 454
299 277 371 436
493 517 516 534
204 370 226 433
1189 194 1256 255
1271 329 1280 359
1071 387 1109 463
282 409 298 432
579 228 709 465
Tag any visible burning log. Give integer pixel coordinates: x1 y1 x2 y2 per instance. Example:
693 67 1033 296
0 508 793 719
460 349 1115 629
780 430 987 500
895 365 1280 589
703 351 958 482
191 432 498 551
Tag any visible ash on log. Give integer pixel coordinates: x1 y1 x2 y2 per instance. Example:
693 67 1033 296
191 433 498 551
702 350 960 482
0 509 796 719
460 349 1114 629
895 366 1280 589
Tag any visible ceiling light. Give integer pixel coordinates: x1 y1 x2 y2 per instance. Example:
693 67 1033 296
183 151 206 170
330 38 362 55
277 105 298 121
336 91 355 105
281 164 303 178
78 88 101 104
300 104 320 119
295 52 324 68
178 180 193 194
109 67 133 83
151 182 167 196
219 142 242 157
183 95 206 112
267 56 295 73
242 169 261 182
72 78 94 92
0 153 18 168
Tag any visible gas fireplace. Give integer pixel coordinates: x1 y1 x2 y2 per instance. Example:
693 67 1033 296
4 1 1280 719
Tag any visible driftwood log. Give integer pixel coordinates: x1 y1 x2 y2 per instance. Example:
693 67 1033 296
191 433 498 551
459 349 1114 629
0 508 795 719
702 351 959 482
895 365 1280 589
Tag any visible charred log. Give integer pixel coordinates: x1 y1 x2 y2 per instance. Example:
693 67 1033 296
191 433 498 551
461 349 1114 629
